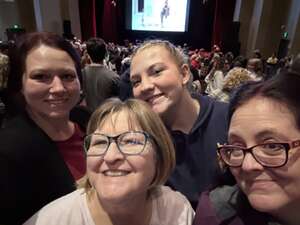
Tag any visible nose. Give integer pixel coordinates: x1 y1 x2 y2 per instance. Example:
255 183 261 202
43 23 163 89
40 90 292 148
241 152 264 172
103 141 124 163
49 76 66 93
139 76 155 94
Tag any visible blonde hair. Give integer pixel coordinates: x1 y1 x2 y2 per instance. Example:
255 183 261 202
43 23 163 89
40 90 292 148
131 39 188 70
222 67 253 92
78 98 175 193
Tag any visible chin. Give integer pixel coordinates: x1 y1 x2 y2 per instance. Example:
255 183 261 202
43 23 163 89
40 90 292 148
247 193 284 213
152 104 171 119
98 188 133 204
44 111 70 119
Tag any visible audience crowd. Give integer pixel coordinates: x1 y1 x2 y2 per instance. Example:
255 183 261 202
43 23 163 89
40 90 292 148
0 32 299 225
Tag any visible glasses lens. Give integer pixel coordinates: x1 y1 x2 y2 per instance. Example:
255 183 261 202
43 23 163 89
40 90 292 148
118 132 147 155
253 143 286 167
85 134 109 156
220 147 244 166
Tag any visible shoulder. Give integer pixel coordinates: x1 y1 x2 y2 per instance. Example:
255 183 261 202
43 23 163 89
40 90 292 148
70 106 92 132
195 94 228 119
150 186 194 225
0 114 53 154
194 185 240 225
24 189 92 225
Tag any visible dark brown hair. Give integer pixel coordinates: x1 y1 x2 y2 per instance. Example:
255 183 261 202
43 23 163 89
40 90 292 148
228 69 300 130
6 32 82 113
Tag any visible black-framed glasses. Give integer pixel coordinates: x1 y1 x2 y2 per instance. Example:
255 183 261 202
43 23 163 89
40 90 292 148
84 131 151 156
217 140 300 168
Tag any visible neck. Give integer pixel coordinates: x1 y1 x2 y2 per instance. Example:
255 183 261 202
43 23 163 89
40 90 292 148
164 91 200 134
26 108 74 141
272 204 300 225
87 189 152 225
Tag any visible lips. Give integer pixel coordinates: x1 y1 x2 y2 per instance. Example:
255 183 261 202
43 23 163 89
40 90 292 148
246 179 275 191
46 99 68 105
145 93 164 104
103 170 130 177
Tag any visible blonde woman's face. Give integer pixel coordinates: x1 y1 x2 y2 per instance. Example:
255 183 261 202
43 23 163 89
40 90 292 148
87 111 156 204
130 46 190 118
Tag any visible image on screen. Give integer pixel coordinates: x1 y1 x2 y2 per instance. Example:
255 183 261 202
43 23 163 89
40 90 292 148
131 0 189 32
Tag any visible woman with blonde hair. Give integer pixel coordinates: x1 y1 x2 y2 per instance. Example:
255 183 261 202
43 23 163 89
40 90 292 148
130 39 228 208
25 98 194 225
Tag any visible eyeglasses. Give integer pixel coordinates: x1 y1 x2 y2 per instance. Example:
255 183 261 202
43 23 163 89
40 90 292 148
84 131 151 156
217 140 300 168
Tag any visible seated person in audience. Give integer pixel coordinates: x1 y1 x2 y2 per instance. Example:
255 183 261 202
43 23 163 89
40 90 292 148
204 55 225 96
0 32 89 225
130 39 228 209
246 58 264 80
209 67 255 102
193 65 300 225
25 98 194 225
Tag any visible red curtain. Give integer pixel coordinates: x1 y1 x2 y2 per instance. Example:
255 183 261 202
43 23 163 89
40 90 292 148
212 0 236 49
78 0 96 41
101 0 118 42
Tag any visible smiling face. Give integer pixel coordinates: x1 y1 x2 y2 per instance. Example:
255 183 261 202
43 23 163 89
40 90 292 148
130 45 190 118
22 45 80 120
86 111 156 204
229 97 300 215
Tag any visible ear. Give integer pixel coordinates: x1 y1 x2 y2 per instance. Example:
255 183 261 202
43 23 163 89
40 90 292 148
181 64 191 86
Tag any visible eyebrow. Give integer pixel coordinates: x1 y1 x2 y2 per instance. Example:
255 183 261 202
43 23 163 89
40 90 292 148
29 68 76 75
130 62 165 79
254 129 288 141
228 128 289 144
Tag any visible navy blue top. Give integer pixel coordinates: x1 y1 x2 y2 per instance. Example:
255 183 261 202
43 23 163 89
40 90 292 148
166 94 228 209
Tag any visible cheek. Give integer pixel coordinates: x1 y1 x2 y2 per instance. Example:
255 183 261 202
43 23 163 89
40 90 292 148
86 158 102 185
22 81 46 101
87 157 102 172
229 168 242 183
138 150 156 181
71 79 81 92
132 86 140 98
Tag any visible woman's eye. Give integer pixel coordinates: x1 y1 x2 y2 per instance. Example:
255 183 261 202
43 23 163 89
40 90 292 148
131 79 141 87
91 140 108 147
31 73 51 81
152 68 163 75
61 73 77 81
121 138 144 145
262 143 283 151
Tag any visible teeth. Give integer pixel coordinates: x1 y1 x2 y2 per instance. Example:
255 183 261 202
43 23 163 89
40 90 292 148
147 94 162 103
103 171 129 177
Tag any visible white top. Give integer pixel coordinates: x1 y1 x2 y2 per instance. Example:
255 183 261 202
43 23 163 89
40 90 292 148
205 70 224 95
24 186 194 225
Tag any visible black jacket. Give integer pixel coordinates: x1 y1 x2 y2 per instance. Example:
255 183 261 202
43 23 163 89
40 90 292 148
166 95 228 209
0 107 90 225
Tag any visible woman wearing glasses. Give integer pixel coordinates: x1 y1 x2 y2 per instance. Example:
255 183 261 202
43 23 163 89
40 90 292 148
25 98 194 225
193 64 300 225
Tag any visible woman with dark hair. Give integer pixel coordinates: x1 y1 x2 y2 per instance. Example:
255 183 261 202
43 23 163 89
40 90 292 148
0 32 90 225
193 66 300 225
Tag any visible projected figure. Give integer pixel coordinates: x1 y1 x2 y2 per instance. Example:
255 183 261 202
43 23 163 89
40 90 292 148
160 0 170 27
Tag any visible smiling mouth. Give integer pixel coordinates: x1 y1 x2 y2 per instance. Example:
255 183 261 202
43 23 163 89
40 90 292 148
46 99 67 105
103 170 130 177
146 94 164 104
